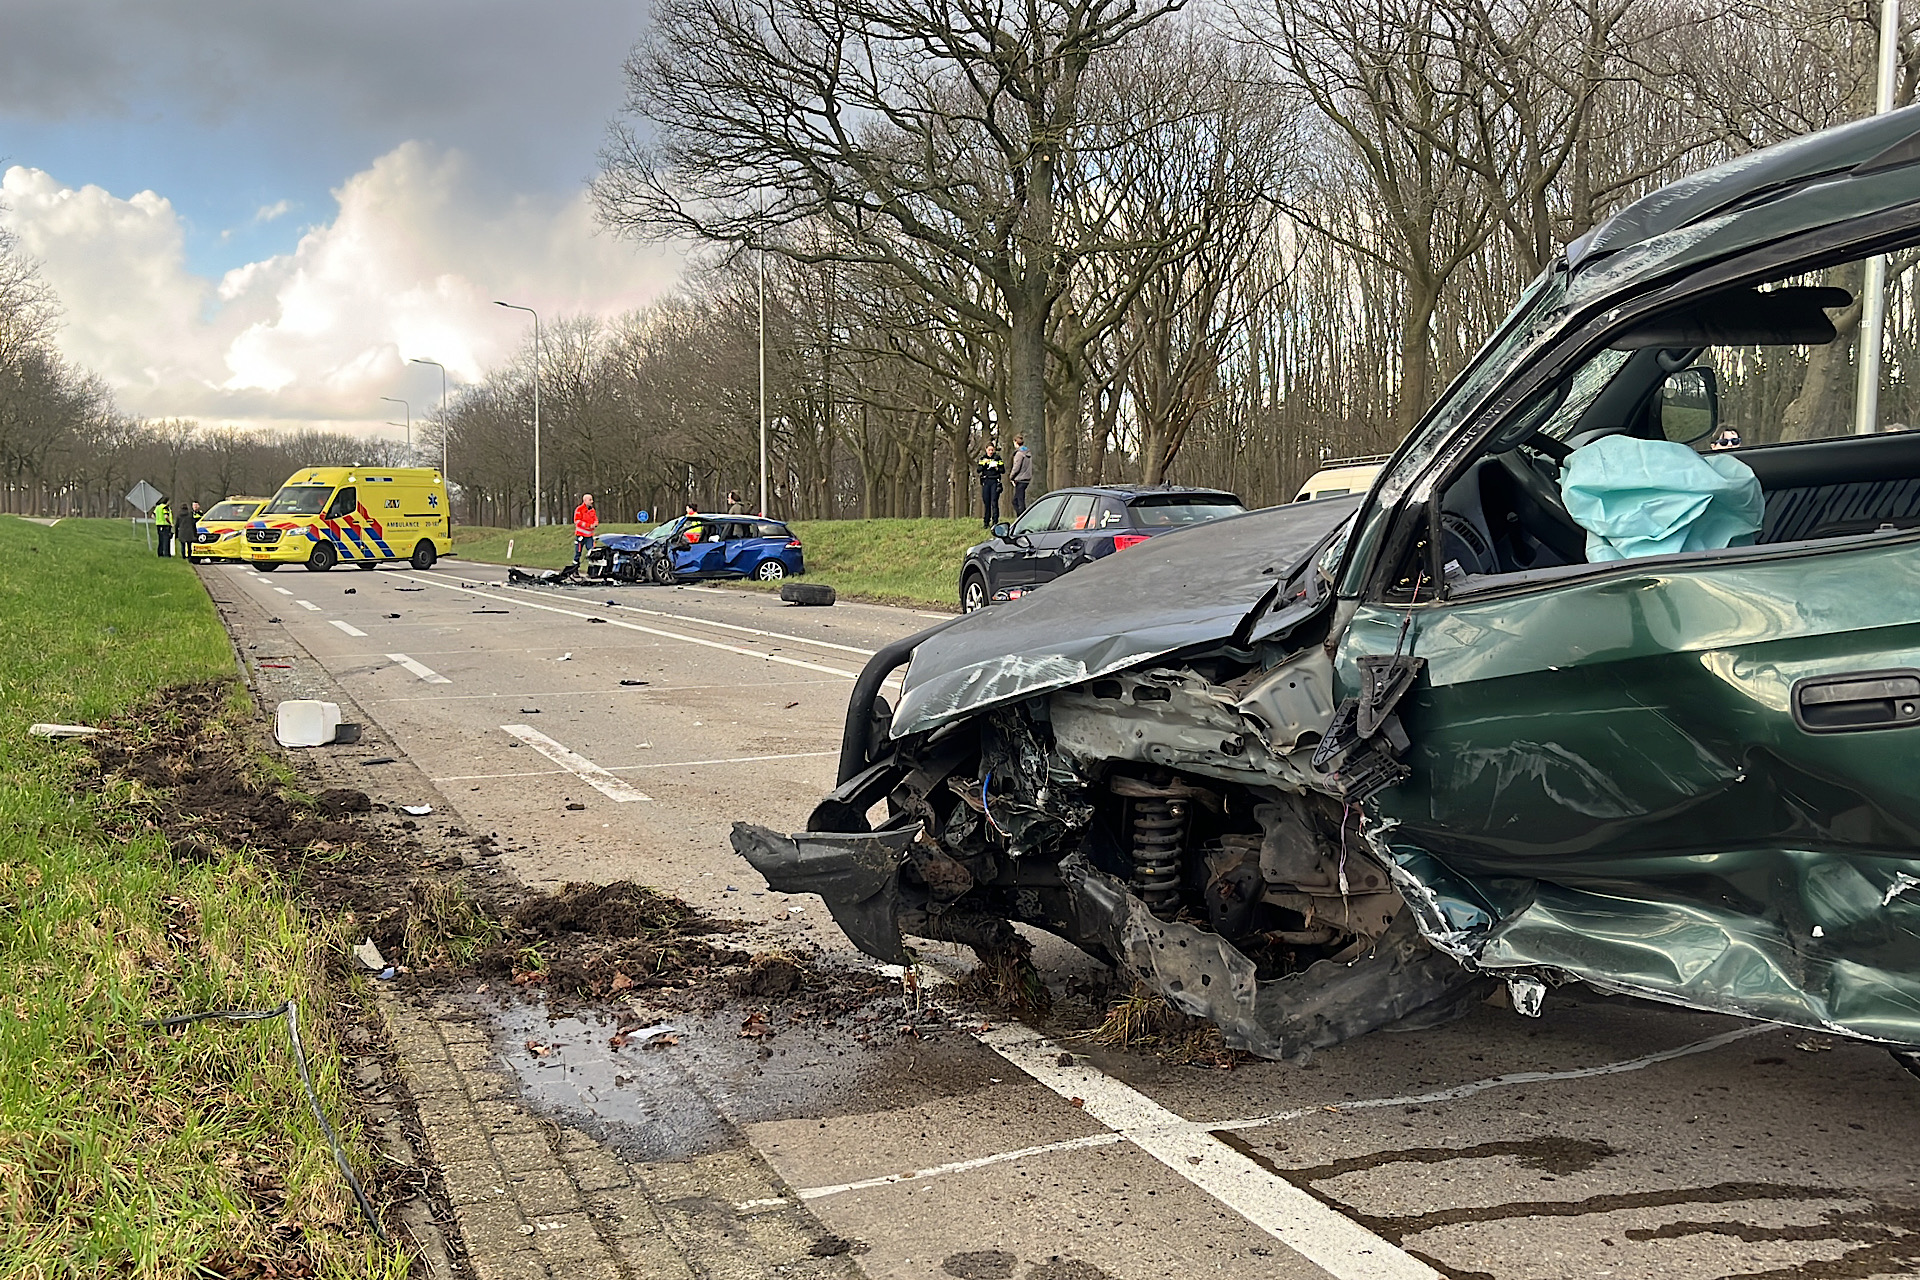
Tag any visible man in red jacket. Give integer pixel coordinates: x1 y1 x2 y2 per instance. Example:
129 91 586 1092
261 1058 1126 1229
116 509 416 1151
572 493 598 565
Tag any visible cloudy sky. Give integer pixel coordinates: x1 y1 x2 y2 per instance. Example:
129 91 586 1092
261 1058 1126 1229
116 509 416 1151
0 0 680 440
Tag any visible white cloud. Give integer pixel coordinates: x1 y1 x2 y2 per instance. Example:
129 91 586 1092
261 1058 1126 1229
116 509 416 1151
0 143 680 438
252 199 293 224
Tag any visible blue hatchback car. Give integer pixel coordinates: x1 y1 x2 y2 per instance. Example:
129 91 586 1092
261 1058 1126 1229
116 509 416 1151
630 514 806 583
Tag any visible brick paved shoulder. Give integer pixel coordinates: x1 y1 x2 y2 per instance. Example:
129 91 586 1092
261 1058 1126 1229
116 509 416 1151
383 994 863 1280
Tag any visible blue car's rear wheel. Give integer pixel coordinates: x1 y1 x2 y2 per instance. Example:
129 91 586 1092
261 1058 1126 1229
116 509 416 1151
754 559 787 581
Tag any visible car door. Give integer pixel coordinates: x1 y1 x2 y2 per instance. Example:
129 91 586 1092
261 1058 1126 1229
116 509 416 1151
720 521 768 575
1327 239 1920 1042
1028 493 1098 584
984 493 1067 593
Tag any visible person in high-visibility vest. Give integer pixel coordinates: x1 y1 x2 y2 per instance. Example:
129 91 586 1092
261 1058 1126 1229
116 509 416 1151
152 497 173 558
571 493 599 564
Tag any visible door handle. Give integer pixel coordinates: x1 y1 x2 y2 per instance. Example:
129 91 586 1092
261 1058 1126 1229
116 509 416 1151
1791 668 1920 733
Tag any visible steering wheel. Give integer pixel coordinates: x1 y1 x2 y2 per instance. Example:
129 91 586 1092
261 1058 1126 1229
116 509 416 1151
1494 438 1588 564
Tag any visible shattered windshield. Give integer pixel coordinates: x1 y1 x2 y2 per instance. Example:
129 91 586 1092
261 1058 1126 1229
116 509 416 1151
260 486 332 516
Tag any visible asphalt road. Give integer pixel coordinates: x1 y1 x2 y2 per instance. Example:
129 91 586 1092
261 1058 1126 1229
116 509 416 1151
210 557 1920 1280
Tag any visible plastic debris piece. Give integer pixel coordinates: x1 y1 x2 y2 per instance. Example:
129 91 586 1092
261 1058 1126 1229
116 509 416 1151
589 617 607 624
556 652 572 661
519 707 540 714
1506 975 1547 1017
376 967 396 981
344 588 356 594
385 612 400 619
619 679 648 686
402 804 433 816
353 938 387 971
29 723 99 738
360 757 398 766
276 700 342 747
473 609 508 614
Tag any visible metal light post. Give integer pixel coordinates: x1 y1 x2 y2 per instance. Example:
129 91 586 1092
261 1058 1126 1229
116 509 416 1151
495 300 543 526
1855 0 1903 435
758 245 769 516
410 358 448 477
380 397 410 450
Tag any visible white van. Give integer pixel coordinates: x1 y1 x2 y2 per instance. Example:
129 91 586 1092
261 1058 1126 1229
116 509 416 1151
1292 455 1390 503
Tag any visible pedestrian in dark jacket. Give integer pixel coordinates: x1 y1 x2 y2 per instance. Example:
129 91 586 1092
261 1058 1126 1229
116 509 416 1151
1008 435 1034 515
153 497 173 558
174 500 197 559
976 443 1004 527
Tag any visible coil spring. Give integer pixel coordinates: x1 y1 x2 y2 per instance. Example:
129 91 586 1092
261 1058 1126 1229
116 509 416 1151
1131 797 1187 919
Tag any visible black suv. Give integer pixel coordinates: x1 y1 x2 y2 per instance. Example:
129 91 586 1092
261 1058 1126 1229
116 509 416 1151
958 485 1244 611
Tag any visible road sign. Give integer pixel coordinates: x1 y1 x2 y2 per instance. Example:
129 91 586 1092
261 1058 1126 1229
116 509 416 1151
126 480 161 515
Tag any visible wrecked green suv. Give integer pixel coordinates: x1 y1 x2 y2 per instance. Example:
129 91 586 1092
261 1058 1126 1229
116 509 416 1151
735 106 1920 1060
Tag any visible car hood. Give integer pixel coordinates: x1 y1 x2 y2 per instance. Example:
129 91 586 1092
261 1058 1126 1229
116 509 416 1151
891 496 1362 737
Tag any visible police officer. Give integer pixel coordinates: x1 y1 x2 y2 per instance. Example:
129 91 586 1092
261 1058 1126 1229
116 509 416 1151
976 443 1004 527
152 496 173 558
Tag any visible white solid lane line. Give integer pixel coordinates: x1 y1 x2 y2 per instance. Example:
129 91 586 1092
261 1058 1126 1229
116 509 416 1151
296 600 321 611
273 587 294 596
329 620 368 637
499 725 651 802
582 597 882 658
387 653 451 684
383 571 864 680
975 1020 1439 1280
794 1022 1774 1204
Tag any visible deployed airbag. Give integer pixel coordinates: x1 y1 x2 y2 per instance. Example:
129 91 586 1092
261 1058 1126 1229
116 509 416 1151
1560 435 1763 562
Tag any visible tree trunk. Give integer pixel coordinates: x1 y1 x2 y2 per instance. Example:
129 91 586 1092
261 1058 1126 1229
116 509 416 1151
1008 297 1049 488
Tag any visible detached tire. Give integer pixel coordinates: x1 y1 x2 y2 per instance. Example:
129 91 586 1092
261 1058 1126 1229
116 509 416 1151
780 582 836 607
306 542 338 572
410 541 437 570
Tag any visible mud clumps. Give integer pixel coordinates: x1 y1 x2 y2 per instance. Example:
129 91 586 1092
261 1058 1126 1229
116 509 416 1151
731 953 809 998
316 787 372 817
511 880 718 939
1089 981 1239 1069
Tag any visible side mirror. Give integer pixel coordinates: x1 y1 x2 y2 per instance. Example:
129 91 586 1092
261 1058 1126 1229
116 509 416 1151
991 522 1012 539
1659 366 1719 445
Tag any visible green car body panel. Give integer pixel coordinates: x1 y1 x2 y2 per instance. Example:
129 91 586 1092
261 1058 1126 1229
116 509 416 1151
1339 516 1920 1042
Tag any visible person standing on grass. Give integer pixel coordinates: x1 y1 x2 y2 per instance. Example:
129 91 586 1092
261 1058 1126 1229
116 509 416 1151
572 493 599 564
174 499 197 559
152 496 173 558
1008 435 1034 515
977 442 1004 527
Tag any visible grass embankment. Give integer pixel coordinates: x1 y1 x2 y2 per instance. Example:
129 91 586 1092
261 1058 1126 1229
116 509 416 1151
0 518 400 1278
454 516 984 610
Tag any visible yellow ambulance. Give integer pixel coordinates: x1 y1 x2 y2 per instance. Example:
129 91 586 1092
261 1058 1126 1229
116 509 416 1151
244 466 452 572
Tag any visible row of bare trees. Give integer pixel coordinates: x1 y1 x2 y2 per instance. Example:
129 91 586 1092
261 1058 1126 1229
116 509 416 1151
8 0 1916 524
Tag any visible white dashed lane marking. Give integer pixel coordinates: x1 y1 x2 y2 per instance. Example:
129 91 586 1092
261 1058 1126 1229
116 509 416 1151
329 620 368 637
498 725 650 802
295 600 321 612
273 587 294 595
387 653 451 684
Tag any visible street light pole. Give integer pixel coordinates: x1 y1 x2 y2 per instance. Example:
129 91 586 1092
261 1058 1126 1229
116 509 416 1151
758 245 768 516
495 301 542 526
380 397 410 450
1854 0 1902 435
410 358 449 477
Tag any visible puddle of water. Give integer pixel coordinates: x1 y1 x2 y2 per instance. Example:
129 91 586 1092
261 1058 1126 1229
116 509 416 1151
487 994 1003 1161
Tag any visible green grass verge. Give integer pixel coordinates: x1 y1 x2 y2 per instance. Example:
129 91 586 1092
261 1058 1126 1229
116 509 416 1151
0 517 403 1278
454 517 984 610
